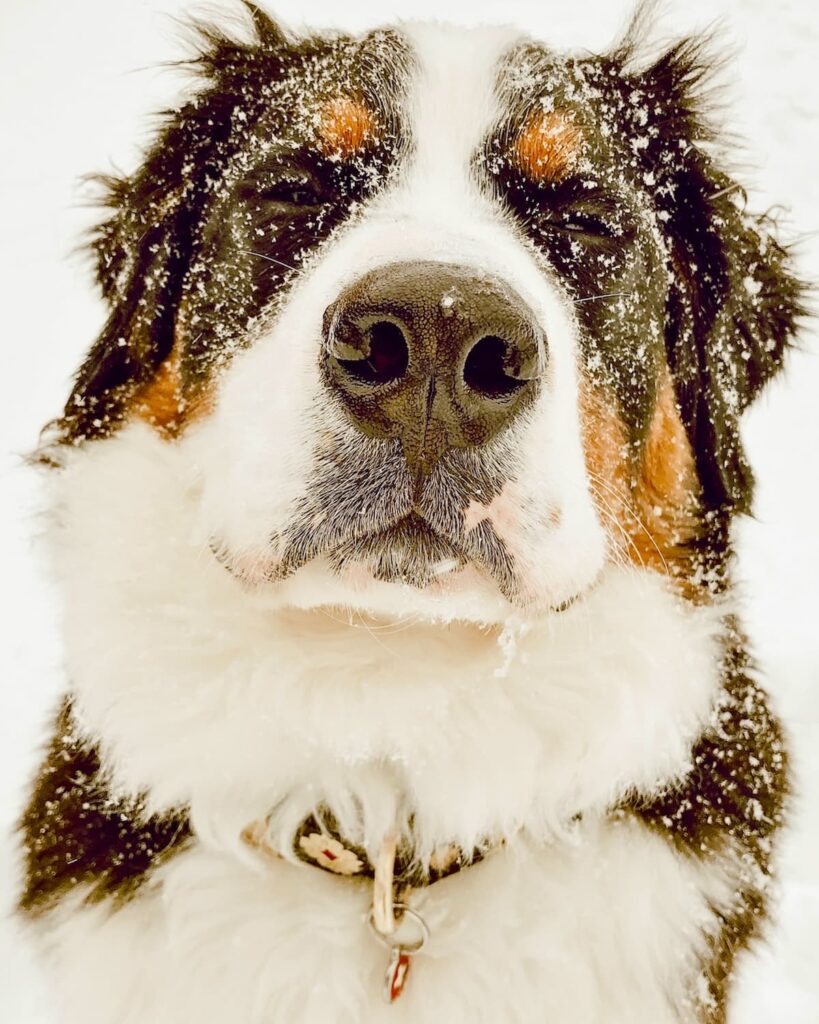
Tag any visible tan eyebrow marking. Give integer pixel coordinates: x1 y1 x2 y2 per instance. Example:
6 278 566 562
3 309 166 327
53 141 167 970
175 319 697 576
513 111 583 184
317 96 377 157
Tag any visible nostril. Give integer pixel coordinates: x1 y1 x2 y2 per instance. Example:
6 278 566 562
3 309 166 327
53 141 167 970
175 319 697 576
463 336 529 399
336 320 409 385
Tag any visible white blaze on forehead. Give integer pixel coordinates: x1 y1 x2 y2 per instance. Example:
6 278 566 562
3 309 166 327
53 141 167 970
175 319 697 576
397 23 521 216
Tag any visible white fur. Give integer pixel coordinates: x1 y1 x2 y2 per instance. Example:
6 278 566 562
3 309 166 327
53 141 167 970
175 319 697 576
37 818 739 1024
27 24 738 1024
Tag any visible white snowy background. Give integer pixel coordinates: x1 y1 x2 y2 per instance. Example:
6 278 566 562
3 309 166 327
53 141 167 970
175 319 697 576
0 0 816 1020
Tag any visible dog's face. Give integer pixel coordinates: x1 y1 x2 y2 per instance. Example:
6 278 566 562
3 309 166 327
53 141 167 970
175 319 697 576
52 9 800 624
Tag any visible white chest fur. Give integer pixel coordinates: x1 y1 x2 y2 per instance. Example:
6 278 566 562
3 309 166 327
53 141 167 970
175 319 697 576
39 816 735 1024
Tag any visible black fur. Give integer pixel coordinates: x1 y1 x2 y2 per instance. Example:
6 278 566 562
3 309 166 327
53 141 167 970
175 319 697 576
489 34 805 517
630 625 789 1022
52 5 410 447
19 702 191 914
622 38 804 514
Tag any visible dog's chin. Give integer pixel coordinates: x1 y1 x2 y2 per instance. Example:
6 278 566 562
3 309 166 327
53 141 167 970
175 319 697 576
221 552 587 629
242 554 517 626
328 517 469 590
214 519 500 624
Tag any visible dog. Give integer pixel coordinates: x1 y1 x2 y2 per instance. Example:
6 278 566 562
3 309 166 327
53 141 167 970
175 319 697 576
17 4 804 1022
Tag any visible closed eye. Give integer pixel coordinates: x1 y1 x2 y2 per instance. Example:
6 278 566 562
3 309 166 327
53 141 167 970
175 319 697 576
542 210 618 239
491 163 629 244
257 177 325 207
238 165 330 210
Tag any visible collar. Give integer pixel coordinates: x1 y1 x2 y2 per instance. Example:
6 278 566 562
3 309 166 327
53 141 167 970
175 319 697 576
242 808 503 890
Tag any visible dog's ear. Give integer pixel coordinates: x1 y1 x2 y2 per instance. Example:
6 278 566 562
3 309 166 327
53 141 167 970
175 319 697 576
614 36 804 513
50 5 288 449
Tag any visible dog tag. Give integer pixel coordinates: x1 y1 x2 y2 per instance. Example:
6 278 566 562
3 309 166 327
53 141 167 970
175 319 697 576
384 947 412 1002
368 902 428 1005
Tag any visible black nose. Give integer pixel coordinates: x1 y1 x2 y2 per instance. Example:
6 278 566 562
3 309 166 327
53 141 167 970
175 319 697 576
321 262 546 473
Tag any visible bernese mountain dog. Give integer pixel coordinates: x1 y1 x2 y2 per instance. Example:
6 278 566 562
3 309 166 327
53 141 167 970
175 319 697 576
17 4 804 1022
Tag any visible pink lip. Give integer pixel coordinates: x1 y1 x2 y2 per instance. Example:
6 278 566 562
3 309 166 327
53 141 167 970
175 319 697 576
463 492 519 535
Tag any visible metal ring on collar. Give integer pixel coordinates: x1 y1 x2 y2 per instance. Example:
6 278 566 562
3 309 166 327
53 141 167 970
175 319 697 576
367 904 429 953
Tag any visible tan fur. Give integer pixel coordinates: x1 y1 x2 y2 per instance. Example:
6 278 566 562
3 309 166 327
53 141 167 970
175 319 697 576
318 96 376 157
132 356 185 434
579 374 703 592
131 330 213 436
634 376 702 580
513 111 583 184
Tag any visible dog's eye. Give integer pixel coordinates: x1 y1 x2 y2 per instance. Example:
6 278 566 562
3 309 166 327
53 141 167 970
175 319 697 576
496 168 625 244
257 176 325 207
239 168 328 209
543 208 617 239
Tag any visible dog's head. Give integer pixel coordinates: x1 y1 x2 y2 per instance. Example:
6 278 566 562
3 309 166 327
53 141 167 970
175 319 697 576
48 5 802 624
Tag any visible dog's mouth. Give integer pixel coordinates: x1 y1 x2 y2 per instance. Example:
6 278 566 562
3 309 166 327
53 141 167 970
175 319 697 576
327 513 468 588
211 502 590 615
213 505 519 601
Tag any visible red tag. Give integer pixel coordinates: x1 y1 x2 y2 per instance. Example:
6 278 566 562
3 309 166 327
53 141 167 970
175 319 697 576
385 949 412 1002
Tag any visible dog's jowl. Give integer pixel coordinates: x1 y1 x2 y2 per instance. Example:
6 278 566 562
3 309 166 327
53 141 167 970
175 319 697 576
19 6 803 1023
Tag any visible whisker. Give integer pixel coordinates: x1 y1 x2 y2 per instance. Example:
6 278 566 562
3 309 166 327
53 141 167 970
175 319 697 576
573 291 635 306
587 471 670 576
238 249 299 273
349 608 410 657
355 610 422 635
318 604 419 637
591 503 637 570
587 482 645 571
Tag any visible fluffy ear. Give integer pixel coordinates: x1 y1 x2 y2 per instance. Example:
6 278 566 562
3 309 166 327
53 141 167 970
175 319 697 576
619 37 805 513
50 4 287 449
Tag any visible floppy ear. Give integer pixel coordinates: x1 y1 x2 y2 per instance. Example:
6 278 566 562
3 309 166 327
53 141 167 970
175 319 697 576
51 4 287 448
619 37 805 514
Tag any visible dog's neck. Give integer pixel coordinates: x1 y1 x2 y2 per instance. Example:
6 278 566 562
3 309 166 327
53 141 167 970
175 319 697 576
53 424 727 861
